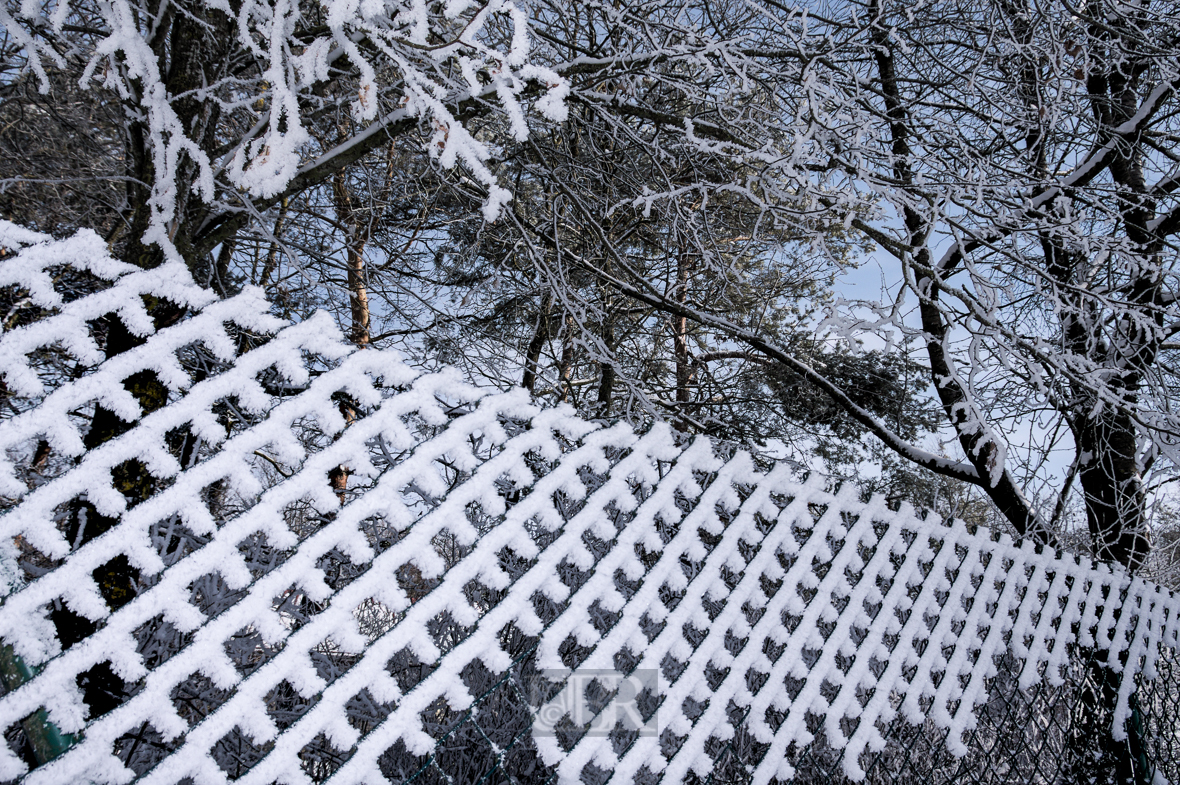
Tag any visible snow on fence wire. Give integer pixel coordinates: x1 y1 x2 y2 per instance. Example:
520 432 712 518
0 222 1177 785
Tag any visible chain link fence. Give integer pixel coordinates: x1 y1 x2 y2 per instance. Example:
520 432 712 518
334 634 1178 785
74 613 1167 785
2 237 1179 785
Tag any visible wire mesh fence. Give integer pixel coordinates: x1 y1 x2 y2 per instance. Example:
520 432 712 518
244 635 1175 785
1 229 1178 785
78 617 1173 785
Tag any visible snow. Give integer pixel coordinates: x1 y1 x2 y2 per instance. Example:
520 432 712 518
0 230 1178 784
12 0 569 282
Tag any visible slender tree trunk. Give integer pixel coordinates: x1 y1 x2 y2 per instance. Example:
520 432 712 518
558 314 575 403
597 319 615 415
256 197 289 289
1074 412 1150 570
345 243 371 347
212 239 236 297
523 292 552 393
326 173 373 500
672 249 693 432
332 172 372 348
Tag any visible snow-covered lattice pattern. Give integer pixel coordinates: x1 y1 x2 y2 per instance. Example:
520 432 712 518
0 226 1177 784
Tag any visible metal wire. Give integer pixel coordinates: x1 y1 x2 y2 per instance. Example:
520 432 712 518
356 636 1180 785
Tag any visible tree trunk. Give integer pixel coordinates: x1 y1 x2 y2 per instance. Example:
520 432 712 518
558 314 575 403
332 172 372 348
597 319 615 416
523 293 552 393
325 173 373 501
867 2 1047 541
346 243 371 348
1073 411 1150 570
256 197 290 290
672 249 693 432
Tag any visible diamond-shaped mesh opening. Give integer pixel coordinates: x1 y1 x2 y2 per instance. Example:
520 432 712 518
298 731 351 781
133 615 190 671
224 626 280 677
199 479 232 526
495 736 553 784
47 598 101 653
424 699 502 782
189 573 243 617
426 608 473 653
146 512 206 565
171 671 233 727
471 680 535 750
419 694 463 744
309 646 353 686
112 720 172 776
396 562 433 604
272 583 331 634
76 660 133 720
354 596 400 641
2 713 50 775
388 646 433 693
379 737 430 783
316 547 367 593
558 631 596 671
264 680 315 732
344 688 394 734
210 726 273 779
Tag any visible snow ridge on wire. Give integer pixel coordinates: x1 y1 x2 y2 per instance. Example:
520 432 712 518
0 221 217 400
0 229 1177 785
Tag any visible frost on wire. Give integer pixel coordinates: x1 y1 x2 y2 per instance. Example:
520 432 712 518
0 224 1178 784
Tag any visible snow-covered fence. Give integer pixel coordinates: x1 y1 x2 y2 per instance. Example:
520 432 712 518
0 223 1178 785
